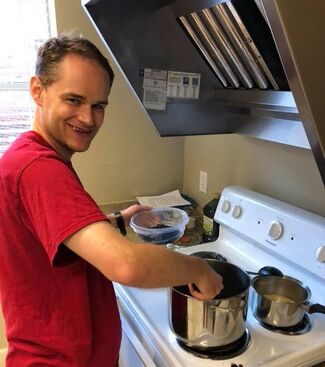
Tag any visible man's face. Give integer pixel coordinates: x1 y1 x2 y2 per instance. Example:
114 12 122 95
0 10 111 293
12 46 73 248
31 54 111 160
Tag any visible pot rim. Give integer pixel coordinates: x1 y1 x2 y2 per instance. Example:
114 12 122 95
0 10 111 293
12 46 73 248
251 274 311 304
170 286 249 301
171 259 251 300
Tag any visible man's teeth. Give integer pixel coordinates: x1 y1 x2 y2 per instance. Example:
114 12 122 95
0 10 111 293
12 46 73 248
72 126 90 133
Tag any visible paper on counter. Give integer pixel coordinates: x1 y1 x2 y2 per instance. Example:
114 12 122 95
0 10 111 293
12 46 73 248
136 190 191 208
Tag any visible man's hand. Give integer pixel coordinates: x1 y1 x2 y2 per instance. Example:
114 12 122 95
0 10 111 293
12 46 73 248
121 204 152 226
188 257 223 300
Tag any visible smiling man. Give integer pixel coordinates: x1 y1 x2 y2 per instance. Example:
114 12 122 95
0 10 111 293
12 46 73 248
0 35 223 366
31 52 110 159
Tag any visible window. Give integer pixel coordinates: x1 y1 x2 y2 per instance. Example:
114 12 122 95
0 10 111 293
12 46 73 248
0 0 56 156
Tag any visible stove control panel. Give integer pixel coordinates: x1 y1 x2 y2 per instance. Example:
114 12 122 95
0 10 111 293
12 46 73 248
214 186 325 280
232 205 242 218
221 200 231 213
268 221 283 240
316 245 325 262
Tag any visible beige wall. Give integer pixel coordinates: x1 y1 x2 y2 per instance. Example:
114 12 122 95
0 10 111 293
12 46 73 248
183 134 325 216
54 0 184 205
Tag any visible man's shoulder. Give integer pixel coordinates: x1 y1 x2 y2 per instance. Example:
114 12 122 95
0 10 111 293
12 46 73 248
1 131 65 172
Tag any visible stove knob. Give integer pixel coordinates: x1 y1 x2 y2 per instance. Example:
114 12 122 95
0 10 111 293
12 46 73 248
316 245 325 262
268 221 283 240
232 205 242 218
221 200 231 213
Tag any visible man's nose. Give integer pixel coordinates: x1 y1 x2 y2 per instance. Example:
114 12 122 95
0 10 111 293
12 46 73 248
78 104 93 124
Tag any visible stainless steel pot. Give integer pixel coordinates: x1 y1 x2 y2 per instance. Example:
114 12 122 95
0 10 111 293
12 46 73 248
252 275 325 327
168 260 250 348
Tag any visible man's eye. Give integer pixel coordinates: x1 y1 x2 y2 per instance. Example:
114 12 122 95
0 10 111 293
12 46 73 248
67 98 80 105
93 104 106 111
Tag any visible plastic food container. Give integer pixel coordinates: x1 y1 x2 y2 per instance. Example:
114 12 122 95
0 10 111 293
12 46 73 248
130 207 189 244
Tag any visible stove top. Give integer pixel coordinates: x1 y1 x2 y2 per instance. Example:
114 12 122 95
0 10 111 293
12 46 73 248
115 186 325 366
115 241 325 367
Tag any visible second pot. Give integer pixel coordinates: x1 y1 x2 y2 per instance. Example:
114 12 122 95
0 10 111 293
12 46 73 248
251 275 325 327
169 260 250 348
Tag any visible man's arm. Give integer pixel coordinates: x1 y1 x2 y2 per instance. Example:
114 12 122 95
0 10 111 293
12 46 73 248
63 220 223 300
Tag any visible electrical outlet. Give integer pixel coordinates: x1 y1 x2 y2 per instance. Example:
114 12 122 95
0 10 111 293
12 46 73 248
199 170 208 193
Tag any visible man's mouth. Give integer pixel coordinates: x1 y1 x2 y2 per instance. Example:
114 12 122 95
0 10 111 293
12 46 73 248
69 124 92 134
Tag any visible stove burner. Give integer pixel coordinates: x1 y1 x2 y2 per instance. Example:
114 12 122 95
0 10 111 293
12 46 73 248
176 330 250 360
191 251 228 262
258 314 312 335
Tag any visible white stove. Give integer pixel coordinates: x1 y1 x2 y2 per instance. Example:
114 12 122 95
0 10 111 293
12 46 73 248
115 186 325 367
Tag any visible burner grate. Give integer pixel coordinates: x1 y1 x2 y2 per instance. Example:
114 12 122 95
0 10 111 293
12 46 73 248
190 251 228 262
258 314 312 335
176 329 250 360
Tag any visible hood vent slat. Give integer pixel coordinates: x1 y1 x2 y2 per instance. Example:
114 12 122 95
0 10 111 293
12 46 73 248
190 11 242 88
211 3 270 89
223 2 279 89
200 8 255 88
178 1 280 91
178 15 229 87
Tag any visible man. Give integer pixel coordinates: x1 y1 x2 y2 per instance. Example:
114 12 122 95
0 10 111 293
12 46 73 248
0 35 223 366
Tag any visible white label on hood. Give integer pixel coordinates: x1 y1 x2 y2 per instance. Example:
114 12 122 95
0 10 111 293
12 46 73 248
144 68 167 80
167 71 200 99
143 68 167 110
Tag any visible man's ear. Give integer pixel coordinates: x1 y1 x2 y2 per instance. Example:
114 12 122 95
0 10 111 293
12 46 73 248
30 76 44 106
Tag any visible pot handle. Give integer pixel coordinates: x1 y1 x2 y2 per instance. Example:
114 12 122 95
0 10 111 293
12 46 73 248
305 303 325 314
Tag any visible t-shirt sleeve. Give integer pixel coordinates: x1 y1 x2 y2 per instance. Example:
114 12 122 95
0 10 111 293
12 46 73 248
18 156 108 266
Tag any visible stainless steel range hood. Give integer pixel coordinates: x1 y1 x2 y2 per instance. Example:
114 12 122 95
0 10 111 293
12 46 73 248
82 0 325 186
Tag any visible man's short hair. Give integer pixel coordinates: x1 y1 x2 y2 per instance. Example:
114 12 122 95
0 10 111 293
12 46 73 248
35 33 114 88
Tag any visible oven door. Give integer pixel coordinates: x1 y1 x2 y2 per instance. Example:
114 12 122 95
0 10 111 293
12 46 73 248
119 329 148 367
117 296 169 367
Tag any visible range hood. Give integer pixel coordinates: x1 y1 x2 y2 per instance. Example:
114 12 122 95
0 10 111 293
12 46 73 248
82 0 325 186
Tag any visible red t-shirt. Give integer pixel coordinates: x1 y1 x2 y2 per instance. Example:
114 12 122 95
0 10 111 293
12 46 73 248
0 131 121 366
